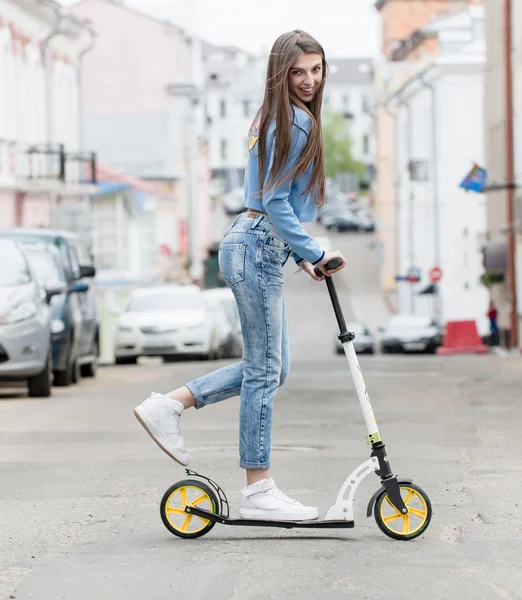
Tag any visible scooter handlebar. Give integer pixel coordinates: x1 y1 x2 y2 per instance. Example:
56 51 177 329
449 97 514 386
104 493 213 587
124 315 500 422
313 257 343 278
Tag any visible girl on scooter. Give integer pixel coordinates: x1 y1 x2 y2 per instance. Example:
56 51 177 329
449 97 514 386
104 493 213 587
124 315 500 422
135 30 347 522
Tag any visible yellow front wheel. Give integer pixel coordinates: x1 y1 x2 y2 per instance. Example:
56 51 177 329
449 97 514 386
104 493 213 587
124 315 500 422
160 479 218 539
374 483 432 540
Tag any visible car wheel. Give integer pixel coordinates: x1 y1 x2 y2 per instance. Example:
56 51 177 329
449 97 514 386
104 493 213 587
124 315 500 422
28 348 52 398
115 356 138 365
71 358 81 384
81 338 98 378
54 334 77 387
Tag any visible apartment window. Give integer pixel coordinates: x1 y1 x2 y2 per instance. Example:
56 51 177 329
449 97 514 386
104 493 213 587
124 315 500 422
323 96 330 111
243 100 250 118
342 95 350 113
220 139 227 161
362 94 371 113
363 134 370 155
220 99 226 118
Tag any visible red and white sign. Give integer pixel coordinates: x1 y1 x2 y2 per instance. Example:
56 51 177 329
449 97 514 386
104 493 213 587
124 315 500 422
430 266 443 283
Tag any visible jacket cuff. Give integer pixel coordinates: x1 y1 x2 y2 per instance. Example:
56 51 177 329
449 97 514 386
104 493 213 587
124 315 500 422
311 251 325 266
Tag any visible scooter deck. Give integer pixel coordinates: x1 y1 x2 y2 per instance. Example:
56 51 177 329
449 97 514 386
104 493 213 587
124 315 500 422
185 505 355 529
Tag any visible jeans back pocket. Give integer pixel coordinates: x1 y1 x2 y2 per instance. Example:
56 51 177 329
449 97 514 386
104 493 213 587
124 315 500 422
218 242 247 286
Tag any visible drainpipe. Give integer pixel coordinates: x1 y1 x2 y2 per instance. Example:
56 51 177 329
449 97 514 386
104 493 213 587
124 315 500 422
383 103 400 296
77 25 97 154
41 2 63 228
77 24 97 243
419 75 442 326
398 98 415 314
503 0 519 349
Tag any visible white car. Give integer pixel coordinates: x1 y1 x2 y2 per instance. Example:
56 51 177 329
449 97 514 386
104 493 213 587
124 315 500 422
114 285 221 364
202 288 242 359
335 321 375 355
379 315 443 354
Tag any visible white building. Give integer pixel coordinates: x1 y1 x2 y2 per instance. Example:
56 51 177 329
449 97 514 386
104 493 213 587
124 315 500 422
202 42 265 192
388 6 489 333
0 0 96 230
203 48 376 196
323 58 375 176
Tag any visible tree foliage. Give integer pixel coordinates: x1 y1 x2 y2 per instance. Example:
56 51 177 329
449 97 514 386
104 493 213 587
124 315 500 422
322 112 365 181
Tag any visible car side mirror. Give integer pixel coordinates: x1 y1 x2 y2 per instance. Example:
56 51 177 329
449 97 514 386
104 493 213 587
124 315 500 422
45 285 67 302
79 265 96 278
71 281 89 293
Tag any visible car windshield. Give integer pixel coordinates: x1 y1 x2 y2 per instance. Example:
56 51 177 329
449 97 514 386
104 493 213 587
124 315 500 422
0 242 31 285
127 293 202 312
347 323 368 334
26 250 67 288
388 316 432 329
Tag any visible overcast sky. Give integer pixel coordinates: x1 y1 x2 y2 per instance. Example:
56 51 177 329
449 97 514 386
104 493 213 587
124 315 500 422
60 0 381 58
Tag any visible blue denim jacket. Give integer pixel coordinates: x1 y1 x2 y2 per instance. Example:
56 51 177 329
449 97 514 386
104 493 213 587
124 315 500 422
244 106 325 266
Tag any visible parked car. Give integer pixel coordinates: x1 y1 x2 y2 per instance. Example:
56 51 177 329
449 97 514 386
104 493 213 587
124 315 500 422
0 229 98 379
379 315 443 354
202 288 243 358
323 212 359 232
352 209 376 233
114 285 221 363
335 321 375 355
22 242 93 386
0 239 62 397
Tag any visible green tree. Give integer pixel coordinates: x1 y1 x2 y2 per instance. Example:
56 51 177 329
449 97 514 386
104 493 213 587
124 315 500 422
322 112 365 181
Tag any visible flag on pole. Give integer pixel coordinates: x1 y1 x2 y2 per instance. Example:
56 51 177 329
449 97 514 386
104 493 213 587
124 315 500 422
459 163 488 193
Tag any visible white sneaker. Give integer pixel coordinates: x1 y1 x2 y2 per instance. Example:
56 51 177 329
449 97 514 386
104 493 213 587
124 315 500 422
239 478 319 522
134 393 190 466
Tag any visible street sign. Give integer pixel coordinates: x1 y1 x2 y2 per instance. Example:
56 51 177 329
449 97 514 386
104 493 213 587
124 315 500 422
430 266 443 283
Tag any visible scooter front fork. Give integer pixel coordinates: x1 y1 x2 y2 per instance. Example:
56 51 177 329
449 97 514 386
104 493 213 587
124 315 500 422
370 442 408 515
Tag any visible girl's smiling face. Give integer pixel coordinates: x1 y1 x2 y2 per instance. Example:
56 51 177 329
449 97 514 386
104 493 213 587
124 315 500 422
288 53 324 103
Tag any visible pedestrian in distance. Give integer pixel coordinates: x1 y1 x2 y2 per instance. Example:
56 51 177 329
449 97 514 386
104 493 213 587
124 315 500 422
486 300 499 346
134 30 347 522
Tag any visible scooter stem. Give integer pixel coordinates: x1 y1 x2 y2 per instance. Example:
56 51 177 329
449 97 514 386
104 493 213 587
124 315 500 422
316 258 382 445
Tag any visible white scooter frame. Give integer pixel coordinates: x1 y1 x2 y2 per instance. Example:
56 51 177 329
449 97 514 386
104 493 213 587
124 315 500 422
164 259 431 539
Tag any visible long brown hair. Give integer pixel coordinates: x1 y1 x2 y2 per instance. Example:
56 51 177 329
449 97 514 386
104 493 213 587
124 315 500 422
249 30 327 207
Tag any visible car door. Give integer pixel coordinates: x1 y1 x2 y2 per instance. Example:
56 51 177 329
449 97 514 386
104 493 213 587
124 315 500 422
67 243 91 358
70 240 98 357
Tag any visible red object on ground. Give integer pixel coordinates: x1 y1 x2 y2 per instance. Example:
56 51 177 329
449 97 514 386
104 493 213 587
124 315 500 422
437 320 489 355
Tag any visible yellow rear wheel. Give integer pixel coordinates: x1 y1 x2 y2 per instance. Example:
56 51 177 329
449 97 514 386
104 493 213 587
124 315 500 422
160 479 218 539
374 483 432 540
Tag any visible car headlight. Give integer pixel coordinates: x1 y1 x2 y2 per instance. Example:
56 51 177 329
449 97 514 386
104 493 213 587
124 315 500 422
118 325 133 332
0 302 37 324
51 319 65 334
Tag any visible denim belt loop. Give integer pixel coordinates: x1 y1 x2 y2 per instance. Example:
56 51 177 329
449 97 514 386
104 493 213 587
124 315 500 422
250 214 264 229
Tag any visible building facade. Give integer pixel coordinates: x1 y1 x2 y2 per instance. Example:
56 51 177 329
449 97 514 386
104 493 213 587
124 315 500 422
0 0 96 230
373 0 489 331
71 0 211 285
483 0 522 347
323 57 375 179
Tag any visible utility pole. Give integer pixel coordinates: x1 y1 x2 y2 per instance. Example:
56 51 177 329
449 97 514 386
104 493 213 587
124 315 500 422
503 0 519 348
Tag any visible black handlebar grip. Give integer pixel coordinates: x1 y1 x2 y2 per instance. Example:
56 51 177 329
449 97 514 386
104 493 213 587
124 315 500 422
314 257 343 277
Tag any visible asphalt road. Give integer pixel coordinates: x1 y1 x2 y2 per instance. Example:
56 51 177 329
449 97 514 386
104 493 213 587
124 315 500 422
1 228 521 600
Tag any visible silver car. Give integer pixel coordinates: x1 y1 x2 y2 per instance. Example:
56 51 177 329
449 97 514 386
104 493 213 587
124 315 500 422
335 321 375 355
0 240 61 397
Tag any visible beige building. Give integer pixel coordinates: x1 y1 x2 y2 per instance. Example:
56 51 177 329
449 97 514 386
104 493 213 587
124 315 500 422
483 0 522 347
71 0 211 286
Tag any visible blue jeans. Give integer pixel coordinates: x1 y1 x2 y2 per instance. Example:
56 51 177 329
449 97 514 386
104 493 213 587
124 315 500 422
185 213 291 469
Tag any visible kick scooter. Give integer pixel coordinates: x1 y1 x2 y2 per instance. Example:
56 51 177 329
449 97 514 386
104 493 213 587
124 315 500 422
159 258 432 540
